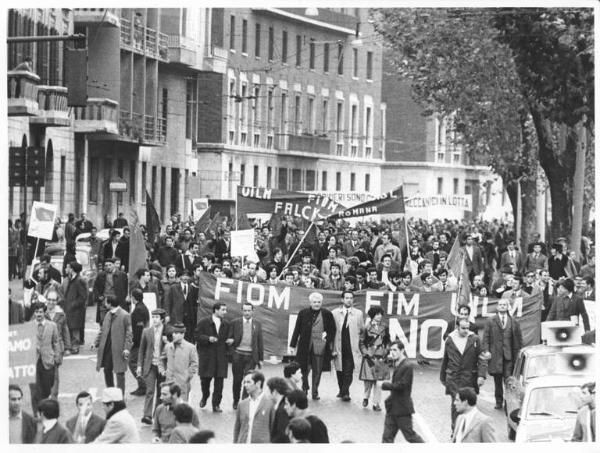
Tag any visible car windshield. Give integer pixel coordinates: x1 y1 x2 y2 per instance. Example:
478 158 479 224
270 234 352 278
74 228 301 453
525 386 581 419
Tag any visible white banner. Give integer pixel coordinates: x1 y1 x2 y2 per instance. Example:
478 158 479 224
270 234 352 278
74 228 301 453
231 229 256 259
191 198 209 221
27 201 57 240
405 194 472 211
583 300 595 330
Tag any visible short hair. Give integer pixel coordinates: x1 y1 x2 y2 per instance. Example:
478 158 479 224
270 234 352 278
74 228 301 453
308 292 323 303
400 270 413 279
41 254 51 264
389 340 405 352
107 296 119 307
284 361 301 378
286 389 308 410
581 382 596 393
38 398 60 419
9 384 23 397
267 377 289 396
222 268 233 278
436 269 448 277
131 288 143 303
135 268 150 279
189 430 215 443
356 268 367 277
330 262 341 271
212 302 226 313
367 305 385 319
110 230 120 239
287 417 312 441
381 253 392 261
457 304 471 315
420 272 432 283
75 391 92 405
161 382 181 397
245 370 265 388
242 301 254 310
31 301 47 312
173 402 194 423
558 278 575 293
367 267 378 275
166 264 177 273
456 387 478 406
512 275 523 285
341 290 354 299
583 276 595 287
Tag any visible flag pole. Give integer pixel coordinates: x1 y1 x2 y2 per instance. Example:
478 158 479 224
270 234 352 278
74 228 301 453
278 221 315 279
403 215 413 273
456 252 466 306
29 238 40 280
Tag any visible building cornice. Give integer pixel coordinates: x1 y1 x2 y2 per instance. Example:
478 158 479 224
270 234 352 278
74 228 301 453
252 8 355 35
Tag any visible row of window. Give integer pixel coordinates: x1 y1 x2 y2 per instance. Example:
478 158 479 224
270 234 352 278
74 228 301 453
229 15 374 79
437 177 461 195
238 164 371 192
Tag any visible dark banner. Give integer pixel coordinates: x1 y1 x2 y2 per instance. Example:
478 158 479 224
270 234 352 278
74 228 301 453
197 273 542 360
327 185 405 220
236 186 346 223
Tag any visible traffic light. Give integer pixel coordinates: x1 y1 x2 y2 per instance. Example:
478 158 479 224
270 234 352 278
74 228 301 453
9 146 26 187
26 146 45 187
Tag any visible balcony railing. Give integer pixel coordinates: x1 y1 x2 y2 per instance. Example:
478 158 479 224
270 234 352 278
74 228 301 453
288 133 331 154
120 18 132 46
120 18 167 60
157 117 167 142
8 69 40 116
31 85 70 127
73 98 118 133
119 110 143 141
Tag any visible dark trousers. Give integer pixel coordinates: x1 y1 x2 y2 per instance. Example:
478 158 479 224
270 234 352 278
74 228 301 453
336 355 354 397
492 359 513 405
143 365 164 418
36 358 55 400
128 346 145 390
102 350 125 395
200 377 224 407
70 328 82 350
450 395 458 431
232 351 255 404
301 353 324 397
382 413 425 443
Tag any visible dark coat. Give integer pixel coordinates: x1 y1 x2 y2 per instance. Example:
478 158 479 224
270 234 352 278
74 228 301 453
138 325 167 377
164 282 195 325
289 308 336 372
156 246 179 267
60 274 88 330
229 318 264 364
95 307 133 373
21 411 38 443
40 421 73 443
66 413 106 443
94 270 128 324
194 316 230 378
547 294 590 331
440 333 487 395
481 315 523 375
184 284 199 343
270 397 290 443
382 358 416 416
115 238 129 272
130 302 150 348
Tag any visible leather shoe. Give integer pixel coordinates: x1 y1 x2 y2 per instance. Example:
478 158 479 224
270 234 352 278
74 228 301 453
336 392 342 398
233 402 238 410
199 399 207 408
312 394 320 401
341 395 351 402
494 403 503 410
213 406 223 413
141 416 152 425
373 404 382 412
130 388 145 396
362 398 369 407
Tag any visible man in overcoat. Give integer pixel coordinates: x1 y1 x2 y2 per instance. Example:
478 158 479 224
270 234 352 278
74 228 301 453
60 261 87 354
332 290 363 401
93 296 133 396
482 299 522 409
94 258 128 324
440 318 487 431
289 292 336 400
194 302 233 412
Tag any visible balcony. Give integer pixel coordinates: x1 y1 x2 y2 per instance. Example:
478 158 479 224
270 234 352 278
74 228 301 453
74 8 120 27
30 85 70 127
167 34 197 67
143 115 167 145
8 70 40 116
73 98 118 134
288 133 331 155
204 45 228 73
120 18 168 61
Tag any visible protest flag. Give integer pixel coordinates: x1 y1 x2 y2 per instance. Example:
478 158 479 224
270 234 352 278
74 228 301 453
205 211 222 234
327 185 405 220
194 206 212 235
128 211 147 276
145 190 161 245
446 233 463 278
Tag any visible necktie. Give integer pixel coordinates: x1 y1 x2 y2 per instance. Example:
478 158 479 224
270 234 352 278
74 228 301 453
183 284 188 299
501 315 506 328
343 310 349 329
442 283 446 291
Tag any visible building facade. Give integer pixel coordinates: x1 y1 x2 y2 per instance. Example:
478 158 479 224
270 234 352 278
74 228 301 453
195 8 386 206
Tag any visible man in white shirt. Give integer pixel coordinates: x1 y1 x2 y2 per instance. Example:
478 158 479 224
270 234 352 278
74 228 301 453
452 387 497 442
233 370 274 443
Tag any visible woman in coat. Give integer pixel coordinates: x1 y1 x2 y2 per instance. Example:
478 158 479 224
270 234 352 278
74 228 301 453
359 306 390 411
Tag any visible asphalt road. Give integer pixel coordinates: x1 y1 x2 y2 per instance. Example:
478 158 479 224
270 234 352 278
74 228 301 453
14 302 510 444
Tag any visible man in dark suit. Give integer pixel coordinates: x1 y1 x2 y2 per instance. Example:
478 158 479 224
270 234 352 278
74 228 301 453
194 302 234 413
128 289 149 396
37 398 73 443
482 299 523 409
137 309 167 425
229 302 264 409
289 292 336 400
547 278 590 331
9 384 37 443
164 270 193 325
32 302 60 402
267 377 290 443
66 391 106 443
94 258 128 324
461 234 485 279
60 261 88 354
92 296 133 397
381 341 424 443
499 240 524 275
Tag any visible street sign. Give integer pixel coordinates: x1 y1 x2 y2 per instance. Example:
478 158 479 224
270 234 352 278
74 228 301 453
109 180 127 192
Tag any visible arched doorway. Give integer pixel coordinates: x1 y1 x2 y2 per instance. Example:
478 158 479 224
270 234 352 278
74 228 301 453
45 140 54 204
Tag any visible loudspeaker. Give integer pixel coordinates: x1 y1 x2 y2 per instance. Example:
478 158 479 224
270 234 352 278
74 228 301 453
555 347 595 374
541 321 583 346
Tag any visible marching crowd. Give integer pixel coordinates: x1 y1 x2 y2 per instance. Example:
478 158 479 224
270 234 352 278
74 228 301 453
8 211 596 443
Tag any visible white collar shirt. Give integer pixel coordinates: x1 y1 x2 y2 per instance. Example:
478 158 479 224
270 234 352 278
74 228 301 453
247 391 265 443
212 315 221 333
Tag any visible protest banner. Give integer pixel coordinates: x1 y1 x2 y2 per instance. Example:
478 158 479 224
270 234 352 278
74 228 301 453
197 272 542 359
583 300 595 330
9 322 37 387
231 229 256 258
405 194 473 211
191 198 209 221
27 201 57 240
327 185 405 220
